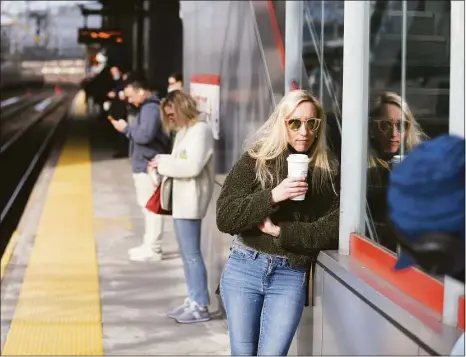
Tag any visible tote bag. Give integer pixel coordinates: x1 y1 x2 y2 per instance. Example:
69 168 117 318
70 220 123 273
145 176 173 215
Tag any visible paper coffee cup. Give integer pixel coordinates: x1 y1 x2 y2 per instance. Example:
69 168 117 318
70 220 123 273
287 154 310 201
391 155 404 165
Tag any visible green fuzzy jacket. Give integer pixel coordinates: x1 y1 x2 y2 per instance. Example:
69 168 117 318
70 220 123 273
216 151 340 269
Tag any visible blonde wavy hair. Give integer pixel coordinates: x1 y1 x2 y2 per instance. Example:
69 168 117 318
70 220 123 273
247 90 337 193
160 89 201 133
368 91 428 169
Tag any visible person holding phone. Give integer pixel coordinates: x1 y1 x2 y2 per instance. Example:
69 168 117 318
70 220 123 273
111 73 170 262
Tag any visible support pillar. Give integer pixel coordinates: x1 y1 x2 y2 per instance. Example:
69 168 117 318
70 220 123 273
284 1 303 93
338 1 371 255
449 1 464 138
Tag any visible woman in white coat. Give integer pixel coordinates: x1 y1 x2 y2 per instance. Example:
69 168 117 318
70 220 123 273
148 90 214 324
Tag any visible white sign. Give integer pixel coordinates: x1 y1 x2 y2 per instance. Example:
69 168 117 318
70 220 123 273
190 80 220 140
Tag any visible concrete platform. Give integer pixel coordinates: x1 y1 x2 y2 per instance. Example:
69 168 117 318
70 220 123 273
1 114 230 355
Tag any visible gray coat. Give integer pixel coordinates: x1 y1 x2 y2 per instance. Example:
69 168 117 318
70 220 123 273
124 95 169 173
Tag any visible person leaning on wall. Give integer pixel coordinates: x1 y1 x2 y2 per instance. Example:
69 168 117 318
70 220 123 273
216 89 340 356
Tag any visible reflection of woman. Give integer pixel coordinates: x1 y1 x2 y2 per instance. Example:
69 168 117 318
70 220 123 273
367 92 428 251
216 90 339 356
148 90 214 324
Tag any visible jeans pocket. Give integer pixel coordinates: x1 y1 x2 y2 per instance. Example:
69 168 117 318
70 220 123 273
229 247 254 261
283 261 308 286
283 260 307 273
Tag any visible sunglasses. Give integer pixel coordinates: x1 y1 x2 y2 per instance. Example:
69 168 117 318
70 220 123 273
286 118 321 132
372 119 410 134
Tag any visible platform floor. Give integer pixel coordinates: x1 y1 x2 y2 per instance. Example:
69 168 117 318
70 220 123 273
0 114 230 355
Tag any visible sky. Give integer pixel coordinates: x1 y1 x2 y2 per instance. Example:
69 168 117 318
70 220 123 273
1 1 96 16
1 1 98 24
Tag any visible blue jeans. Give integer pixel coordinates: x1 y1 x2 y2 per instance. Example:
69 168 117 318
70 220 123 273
173 219 209 306
220 245 307 356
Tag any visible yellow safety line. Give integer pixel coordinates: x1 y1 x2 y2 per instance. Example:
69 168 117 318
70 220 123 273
2 126 103 355
0 231 20 281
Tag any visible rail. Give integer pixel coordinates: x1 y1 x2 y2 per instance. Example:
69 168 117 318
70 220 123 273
1 92 51 123
0 106 67 223
0 93 70 239
0 95 67 155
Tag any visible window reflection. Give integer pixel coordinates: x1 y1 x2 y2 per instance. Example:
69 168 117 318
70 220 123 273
366 0 451 252
301 0 452 252
366 92 428 251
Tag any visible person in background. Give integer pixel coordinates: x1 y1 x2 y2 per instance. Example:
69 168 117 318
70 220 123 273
147 90 214 324
216 90 340 356
111 73 170 262
106 64 129 158
387 134 465 355
168 73 183 93
366 92 428 252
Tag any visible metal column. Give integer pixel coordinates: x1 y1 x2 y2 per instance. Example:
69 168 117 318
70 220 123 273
136 1 144 73
132 1 144 73
285 1 303 93
143 0 150 74
444 0 465 328
132 14 138 72
449 1 464 138
338 2 371 255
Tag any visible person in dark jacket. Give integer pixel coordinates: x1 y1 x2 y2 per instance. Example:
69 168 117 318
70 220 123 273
387 134 465 356
106 65 129 158
111 73 170 262
216 90 340 356
388 133 465 280
167 72 183 93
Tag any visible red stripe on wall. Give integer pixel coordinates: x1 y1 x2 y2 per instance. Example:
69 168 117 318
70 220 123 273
265 0 285 70
350 234 444 314
191 75 221 86
458 296 465 330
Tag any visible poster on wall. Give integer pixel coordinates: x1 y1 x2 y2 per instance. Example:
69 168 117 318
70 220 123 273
190 75 221 140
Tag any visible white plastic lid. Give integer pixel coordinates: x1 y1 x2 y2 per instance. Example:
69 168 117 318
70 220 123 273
287 154 310 163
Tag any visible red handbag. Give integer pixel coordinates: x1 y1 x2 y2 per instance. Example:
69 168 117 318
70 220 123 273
145 185 172 215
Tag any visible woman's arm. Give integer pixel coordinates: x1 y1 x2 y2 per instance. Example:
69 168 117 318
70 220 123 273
216 153 279 234
157 123 213 179
275 191 340 255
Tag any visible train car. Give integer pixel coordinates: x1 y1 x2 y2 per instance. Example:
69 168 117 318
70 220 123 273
0 61 45 91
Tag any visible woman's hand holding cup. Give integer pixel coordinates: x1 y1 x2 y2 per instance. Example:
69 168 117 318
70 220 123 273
271 177 308 203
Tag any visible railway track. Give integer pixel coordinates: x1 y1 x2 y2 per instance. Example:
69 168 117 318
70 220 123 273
0 90 74 257
1 91 53 127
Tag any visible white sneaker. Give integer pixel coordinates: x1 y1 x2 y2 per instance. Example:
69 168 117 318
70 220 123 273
128 247 163 262
128 244 162 257
175 301 211 324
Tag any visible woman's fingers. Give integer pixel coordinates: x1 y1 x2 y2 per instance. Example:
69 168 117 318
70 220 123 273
289 181 308 188
289 186 308 192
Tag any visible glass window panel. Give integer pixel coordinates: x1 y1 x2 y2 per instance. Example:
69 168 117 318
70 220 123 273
302 0 344 159
365 0 451 253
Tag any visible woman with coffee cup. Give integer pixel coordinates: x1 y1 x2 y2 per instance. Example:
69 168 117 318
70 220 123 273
216 90 339 356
